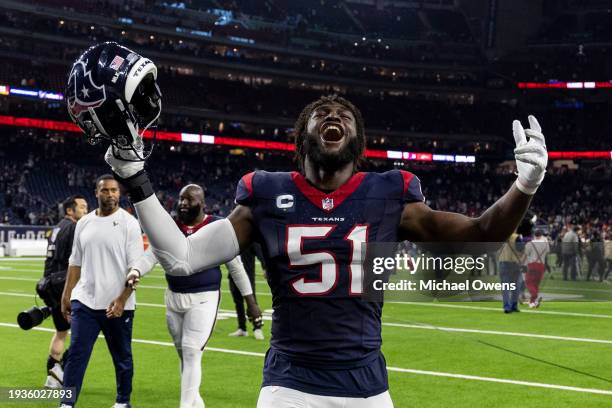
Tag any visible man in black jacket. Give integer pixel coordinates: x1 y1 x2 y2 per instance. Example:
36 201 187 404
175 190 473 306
42 195 88 389
228 243 266 340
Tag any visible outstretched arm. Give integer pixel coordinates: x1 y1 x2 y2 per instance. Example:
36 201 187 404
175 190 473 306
399 184 532 242
400 116 547 243
134 197 255 276
105 149 255 276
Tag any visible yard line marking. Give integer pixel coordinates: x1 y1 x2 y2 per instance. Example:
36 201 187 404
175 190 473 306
382 322 612 344
0 268 169 279
1 291 609 345
0 322 266 357
0 273 607 312
0 291 33 297
385 366 612 395
137 302 165 308
0 268 270 285
388 301 612 319
0 267 588 292
0 258 44 261
1 322 611 396
0 276 38 282
544 286 612 294
0 275 274 296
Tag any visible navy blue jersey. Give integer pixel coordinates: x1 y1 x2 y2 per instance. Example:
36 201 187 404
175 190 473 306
165 215 223 293
236 170 423 396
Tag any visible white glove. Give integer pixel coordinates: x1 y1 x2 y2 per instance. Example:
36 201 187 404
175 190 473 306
513 115 548 195
104 143 144 179
126 268 141 290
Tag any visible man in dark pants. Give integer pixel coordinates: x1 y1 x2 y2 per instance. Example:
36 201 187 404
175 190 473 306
586 231 606 281
60 176 143 408
562 226 580 281
229 243 265 340
499 231 525 313
42 195 88 389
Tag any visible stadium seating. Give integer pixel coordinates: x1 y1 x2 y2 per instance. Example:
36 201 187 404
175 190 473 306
0 128 609 246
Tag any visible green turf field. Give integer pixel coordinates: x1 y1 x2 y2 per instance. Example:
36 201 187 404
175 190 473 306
1 257 611 407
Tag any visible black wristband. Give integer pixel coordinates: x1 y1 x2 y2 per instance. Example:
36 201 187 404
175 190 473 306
112 170 155 203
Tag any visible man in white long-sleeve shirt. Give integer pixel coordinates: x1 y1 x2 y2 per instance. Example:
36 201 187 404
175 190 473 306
127 184 262 408
60 175 144 408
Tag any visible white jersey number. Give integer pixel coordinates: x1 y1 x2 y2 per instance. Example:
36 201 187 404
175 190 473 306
287 225 368 296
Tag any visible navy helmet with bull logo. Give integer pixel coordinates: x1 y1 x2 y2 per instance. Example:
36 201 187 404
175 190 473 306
66 42 162 160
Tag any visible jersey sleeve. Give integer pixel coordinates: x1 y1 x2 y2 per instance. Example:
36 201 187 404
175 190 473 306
235 172 256 206
399 170 425 204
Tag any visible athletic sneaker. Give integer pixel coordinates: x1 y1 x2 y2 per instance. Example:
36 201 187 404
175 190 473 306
44 375 62 389
528 302 536 308
48 363 64 384
253 328 265 340
111 403 131 408
228 328 248 337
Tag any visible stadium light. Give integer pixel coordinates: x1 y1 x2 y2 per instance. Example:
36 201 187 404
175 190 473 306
518 81 612 89
0 115 609 162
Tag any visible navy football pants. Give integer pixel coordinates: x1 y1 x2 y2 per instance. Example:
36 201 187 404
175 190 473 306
62 300 134 406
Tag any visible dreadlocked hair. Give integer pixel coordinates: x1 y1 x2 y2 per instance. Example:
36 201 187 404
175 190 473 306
293 94 366 172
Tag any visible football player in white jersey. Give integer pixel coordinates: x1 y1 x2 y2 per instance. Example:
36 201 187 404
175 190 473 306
128 184 262 408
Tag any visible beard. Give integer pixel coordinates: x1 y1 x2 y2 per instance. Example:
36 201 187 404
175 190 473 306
99 198 118 213
302 130 360 172
178 205 201 225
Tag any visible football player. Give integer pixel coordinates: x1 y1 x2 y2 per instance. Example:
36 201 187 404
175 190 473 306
67 44 547 407
126 184 262 408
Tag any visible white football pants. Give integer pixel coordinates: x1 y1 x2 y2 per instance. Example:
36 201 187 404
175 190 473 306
165 289 220 408
257 386 394 408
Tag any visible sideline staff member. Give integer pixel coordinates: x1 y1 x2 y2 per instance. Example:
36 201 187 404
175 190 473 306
60 175 144 408
42 195 88 389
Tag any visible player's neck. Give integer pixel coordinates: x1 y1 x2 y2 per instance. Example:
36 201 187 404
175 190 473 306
303 159 355 192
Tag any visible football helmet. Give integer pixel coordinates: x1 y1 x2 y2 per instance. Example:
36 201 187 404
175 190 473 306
66 42 161 161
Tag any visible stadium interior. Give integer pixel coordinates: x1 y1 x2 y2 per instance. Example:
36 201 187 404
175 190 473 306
0 0 611 406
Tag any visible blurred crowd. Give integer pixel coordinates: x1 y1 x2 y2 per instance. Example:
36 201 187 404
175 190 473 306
0 129 609 250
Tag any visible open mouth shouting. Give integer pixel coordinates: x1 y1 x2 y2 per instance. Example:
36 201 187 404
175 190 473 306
319 121 345 145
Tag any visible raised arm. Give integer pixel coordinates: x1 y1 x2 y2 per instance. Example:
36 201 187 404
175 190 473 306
104 149 255 276
400 184 532 242
400 116 547 243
